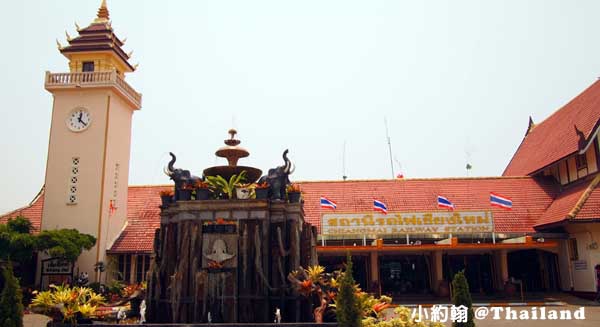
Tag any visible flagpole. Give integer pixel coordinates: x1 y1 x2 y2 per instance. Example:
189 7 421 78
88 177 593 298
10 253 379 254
384 117 395 178
320 200 325 246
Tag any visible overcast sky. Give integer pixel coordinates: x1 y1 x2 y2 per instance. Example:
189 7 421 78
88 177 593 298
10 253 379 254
1 0 600 214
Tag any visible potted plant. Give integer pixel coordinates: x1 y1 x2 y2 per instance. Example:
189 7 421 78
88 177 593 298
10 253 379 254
286 183 302 203
236 183 253 200
194 180 211 200
159 189 173 206
179 182 194 201
29 284 105 325
205 171 247 199
255 182 269 200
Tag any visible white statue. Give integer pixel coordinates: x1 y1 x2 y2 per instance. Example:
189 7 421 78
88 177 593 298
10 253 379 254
117 307 126 323
204 239 235 263
139 299 146 324
208 311 212 324
275 307 281 323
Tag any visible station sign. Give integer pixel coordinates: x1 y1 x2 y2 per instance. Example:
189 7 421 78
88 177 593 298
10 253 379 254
321 211 494 235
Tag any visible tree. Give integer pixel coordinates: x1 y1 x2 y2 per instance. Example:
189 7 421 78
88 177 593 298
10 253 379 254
0 216 96 265
0 263 24 327
452 270 475 327
36 229 96 262
0 217 37 263
336 254 361 327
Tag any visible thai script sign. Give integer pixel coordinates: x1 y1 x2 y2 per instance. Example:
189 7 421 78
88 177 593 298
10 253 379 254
321 211 494 235
41 258 73 275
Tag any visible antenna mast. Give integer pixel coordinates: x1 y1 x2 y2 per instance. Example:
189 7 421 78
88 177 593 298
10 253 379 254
342 140 347 180
384 117 395 178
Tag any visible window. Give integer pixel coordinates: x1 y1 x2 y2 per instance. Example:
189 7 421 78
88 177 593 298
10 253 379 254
568 238 579 261
575 153 587 170
82 61 94 72
135 255 152 282
117 254 131 281
136 256 144 282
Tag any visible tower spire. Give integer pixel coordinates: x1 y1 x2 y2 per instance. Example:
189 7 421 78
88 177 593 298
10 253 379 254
94 0 110 23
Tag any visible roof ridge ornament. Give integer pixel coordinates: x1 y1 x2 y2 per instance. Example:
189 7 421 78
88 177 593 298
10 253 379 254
94 0 110 23
525 116 536 136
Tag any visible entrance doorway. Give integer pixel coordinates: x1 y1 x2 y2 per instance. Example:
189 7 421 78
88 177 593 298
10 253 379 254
444 254 494 295
319 255 369 290
508 250 560 292
380 255 431 297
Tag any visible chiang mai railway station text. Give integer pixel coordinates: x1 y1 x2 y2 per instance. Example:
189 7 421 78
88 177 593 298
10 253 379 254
321 211 494 235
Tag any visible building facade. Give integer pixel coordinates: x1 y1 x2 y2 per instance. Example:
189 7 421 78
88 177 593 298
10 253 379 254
2 1 600 299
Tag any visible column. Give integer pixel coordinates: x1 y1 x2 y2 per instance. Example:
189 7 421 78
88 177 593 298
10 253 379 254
370 251 380 295
495 250 509 290
432 251 443 293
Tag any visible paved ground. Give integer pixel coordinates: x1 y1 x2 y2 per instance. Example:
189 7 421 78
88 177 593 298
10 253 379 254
22 294 600 326
24 313 50 327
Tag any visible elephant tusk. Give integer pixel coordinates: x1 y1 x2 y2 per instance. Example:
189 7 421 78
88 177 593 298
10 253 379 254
289 163 296 175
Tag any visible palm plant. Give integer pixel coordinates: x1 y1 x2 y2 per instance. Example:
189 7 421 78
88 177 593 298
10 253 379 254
205 171 247 199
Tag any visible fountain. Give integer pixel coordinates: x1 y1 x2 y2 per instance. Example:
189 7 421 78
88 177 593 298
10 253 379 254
203 129 262 183
146 131 319 324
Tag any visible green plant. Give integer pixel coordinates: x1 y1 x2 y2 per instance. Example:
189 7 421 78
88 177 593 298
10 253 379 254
205 171 247 199
0 263 24 327
336 254 361 327
30 284 105 324
362 306 444 327
451 270 475 327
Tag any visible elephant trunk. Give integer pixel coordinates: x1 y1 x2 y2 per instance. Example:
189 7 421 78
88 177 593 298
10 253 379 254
282 149 291 174
165 152 176 176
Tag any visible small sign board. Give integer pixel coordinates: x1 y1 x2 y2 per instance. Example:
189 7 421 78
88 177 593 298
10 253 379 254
41 258 73 275
573 260 588 271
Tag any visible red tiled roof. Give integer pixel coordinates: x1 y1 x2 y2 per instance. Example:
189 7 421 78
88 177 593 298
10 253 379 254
503 80 600 176
108 185 171 254
0 177 569 253
299 177 559 233
575 184 600 220
0 189 44 233
535 181 590 227
535 175 600 228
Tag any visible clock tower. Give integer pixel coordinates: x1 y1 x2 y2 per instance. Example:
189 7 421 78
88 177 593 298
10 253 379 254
41 0 142 283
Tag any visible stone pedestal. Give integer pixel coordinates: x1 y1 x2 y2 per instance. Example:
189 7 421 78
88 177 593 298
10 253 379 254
146 199 317 323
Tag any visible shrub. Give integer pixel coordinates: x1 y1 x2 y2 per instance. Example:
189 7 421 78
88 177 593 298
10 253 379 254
336 254 361 327
451 270 475 327
0 263 24 327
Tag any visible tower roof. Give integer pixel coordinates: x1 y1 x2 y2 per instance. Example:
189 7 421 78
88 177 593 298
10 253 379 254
59 0 135 72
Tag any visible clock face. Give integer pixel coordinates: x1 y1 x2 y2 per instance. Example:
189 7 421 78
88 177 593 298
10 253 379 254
66 108 92 132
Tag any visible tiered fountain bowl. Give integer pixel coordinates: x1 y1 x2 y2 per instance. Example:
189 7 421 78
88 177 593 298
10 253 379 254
203 129 262 183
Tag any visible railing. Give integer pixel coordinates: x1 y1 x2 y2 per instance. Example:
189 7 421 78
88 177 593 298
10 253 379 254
45 71 142 106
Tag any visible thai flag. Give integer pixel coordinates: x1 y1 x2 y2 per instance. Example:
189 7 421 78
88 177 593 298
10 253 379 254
490 192 512 210
437 195 455 210
320 197 337 210
373 199 388 214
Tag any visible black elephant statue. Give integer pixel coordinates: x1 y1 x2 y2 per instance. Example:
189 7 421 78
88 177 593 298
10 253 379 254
258 149 295 200
164 152 203 200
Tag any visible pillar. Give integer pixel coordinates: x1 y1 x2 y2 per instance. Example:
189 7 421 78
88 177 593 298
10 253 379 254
130 254 137 284
432 251 443 293
495 250 508 290
370 251 380 295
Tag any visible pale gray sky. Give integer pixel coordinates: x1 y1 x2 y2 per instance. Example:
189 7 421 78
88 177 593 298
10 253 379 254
1 0 600 214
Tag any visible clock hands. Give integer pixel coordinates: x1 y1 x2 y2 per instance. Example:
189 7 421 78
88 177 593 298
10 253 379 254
77 112 88 126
